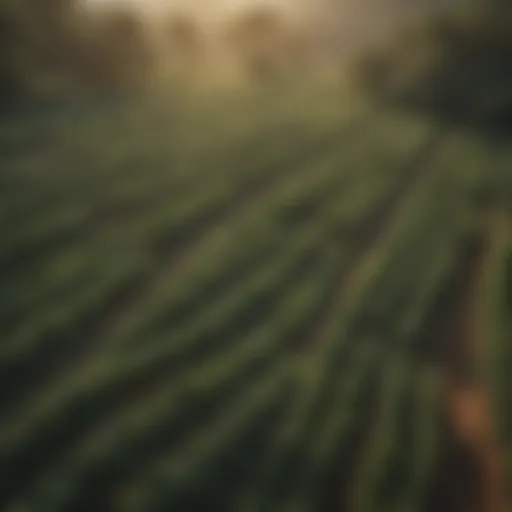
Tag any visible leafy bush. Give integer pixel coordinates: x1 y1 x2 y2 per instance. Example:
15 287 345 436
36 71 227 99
351 10 512 129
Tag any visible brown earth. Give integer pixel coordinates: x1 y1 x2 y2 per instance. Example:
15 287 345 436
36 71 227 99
448 384 508 512
438 213 509 512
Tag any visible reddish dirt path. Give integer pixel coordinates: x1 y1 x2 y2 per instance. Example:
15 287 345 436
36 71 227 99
448 384 508 512
439 216 509 512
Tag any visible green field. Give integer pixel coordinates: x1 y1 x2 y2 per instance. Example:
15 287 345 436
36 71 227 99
1 84 511 512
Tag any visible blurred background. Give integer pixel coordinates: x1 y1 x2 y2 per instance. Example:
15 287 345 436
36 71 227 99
0 0 485 100
1 1 512 512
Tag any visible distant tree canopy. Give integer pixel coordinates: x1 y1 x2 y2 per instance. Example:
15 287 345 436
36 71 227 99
165 13 202 56
351 7 512 130
0 0 157 108
223 7 315 84
223 7 284 82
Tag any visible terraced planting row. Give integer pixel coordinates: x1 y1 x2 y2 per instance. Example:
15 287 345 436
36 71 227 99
1 88 511 512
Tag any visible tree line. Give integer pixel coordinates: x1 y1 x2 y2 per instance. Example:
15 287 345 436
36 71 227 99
0 1 334 108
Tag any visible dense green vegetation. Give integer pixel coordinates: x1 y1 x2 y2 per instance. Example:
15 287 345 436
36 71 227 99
1 79 511 512
351 8 512 130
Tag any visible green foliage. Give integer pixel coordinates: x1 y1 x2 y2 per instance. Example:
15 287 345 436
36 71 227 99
351 10 512 129
1 84 512 511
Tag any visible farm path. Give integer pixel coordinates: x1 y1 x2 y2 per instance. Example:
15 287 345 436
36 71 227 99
433 210 509 512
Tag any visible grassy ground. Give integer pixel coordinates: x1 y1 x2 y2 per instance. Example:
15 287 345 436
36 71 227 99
0 82 511 512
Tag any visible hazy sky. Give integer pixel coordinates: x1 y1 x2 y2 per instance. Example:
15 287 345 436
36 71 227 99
86 0 305 14
84 0 316 27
